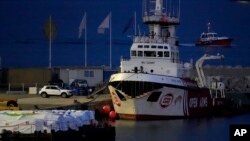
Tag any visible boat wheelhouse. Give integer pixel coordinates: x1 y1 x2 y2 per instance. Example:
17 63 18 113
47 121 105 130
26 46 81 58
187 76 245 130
121 36 182 77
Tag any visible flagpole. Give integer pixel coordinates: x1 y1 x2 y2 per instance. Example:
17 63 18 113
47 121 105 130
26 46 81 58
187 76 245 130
134 11 137 35
84 12 87 67
178 0 181 18
0 56 2 69
49 15 52 69
97 12 112 68
110 12 112 69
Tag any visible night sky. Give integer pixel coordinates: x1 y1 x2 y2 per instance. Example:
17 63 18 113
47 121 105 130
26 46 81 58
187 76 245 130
0 0 250 68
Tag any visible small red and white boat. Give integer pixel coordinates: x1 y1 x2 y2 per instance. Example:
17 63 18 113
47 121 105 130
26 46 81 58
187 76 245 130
195 23 233 47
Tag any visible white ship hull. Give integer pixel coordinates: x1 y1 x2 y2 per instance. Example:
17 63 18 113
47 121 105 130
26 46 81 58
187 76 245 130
108 73 223 120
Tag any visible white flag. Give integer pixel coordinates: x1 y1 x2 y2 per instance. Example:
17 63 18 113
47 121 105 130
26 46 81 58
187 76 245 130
78 13 86 38
98 12 111 34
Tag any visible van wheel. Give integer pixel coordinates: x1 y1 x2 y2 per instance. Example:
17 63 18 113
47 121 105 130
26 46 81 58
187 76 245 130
7 100 18 107
61 93 67 98
41 92 48 98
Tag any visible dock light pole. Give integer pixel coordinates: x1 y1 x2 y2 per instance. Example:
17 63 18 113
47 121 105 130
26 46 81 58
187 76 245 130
49 16 52 69
0 56 2 69
43 15 56 69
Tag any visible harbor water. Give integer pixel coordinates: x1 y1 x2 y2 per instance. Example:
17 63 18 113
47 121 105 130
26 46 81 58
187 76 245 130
113 113 250 141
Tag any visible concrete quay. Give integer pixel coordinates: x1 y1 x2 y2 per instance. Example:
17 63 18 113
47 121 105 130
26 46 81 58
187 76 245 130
0 92 112 110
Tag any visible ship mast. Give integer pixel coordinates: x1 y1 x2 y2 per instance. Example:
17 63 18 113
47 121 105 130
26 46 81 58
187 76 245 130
153 0 163 36
142 0 180 46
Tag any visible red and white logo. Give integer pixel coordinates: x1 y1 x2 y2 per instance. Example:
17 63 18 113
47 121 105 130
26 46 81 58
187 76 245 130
160 93 173 108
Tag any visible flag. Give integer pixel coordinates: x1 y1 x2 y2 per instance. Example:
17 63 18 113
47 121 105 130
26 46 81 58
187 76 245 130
98 12 111 34
78 13 86 38
122 15 134 34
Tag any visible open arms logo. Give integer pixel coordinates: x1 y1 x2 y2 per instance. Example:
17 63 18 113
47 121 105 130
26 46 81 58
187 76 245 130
160 93 173 108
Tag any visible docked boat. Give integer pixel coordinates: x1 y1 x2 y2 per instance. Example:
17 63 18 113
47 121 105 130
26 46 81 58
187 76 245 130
108 0 227 120
195 23 233 47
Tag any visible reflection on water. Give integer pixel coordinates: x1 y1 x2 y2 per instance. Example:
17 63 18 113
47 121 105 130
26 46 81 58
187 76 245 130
114 113 250 141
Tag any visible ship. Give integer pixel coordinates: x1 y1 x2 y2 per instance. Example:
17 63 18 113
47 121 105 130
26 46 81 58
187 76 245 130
195 23 233 47
108 0 226 120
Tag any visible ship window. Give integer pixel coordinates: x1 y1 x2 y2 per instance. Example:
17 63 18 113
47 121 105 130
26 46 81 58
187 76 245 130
164 51 169 57
115 90 126 101
151 45 157 48
131 50 136 56
158 46 163 49
138 45 143 48
201 34 207 38
164 46 168 49
144 45 149 48
157 51 163 57
208 34 213 38
147 91 161 102
144 51 156 57
138 51 143 57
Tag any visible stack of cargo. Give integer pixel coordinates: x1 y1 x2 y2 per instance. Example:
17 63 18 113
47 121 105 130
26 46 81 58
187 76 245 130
0 110 115 141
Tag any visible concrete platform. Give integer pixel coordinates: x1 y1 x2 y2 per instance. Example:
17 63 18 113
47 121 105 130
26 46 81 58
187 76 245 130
0 93 112 110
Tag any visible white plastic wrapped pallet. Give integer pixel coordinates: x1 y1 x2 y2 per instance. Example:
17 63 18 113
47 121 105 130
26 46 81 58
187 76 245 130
0 110 96 134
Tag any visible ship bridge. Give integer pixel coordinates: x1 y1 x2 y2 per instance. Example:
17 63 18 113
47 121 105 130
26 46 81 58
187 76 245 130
130 37 179 63
120 39 183 77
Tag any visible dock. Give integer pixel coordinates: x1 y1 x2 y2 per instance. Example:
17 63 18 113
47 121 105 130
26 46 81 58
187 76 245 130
0 93 112 110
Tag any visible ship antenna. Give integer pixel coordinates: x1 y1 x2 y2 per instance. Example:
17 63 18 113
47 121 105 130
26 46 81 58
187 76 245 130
143 0 147 16
166 0 168 16
169 0 172 17
178 0 181 18
134 11 137 35
207 22 211 33
138 24 141 36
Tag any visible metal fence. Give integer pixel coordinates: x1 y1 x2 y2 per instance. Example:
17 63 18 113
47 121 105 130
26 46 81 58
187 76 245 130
0 83 64 95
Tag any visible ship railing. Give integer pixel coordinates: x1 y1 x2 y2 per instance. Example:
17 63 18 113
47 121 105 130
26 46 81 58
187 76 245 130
121 56 181 65
133 35 169 44
120 57 130 62
143 15 180 24
208 81 226 98
0 82 64 95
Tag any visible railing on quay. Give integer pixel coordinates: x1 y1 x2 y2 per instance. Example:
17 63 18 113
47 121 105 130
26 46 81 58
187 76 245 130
0 83 64 95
